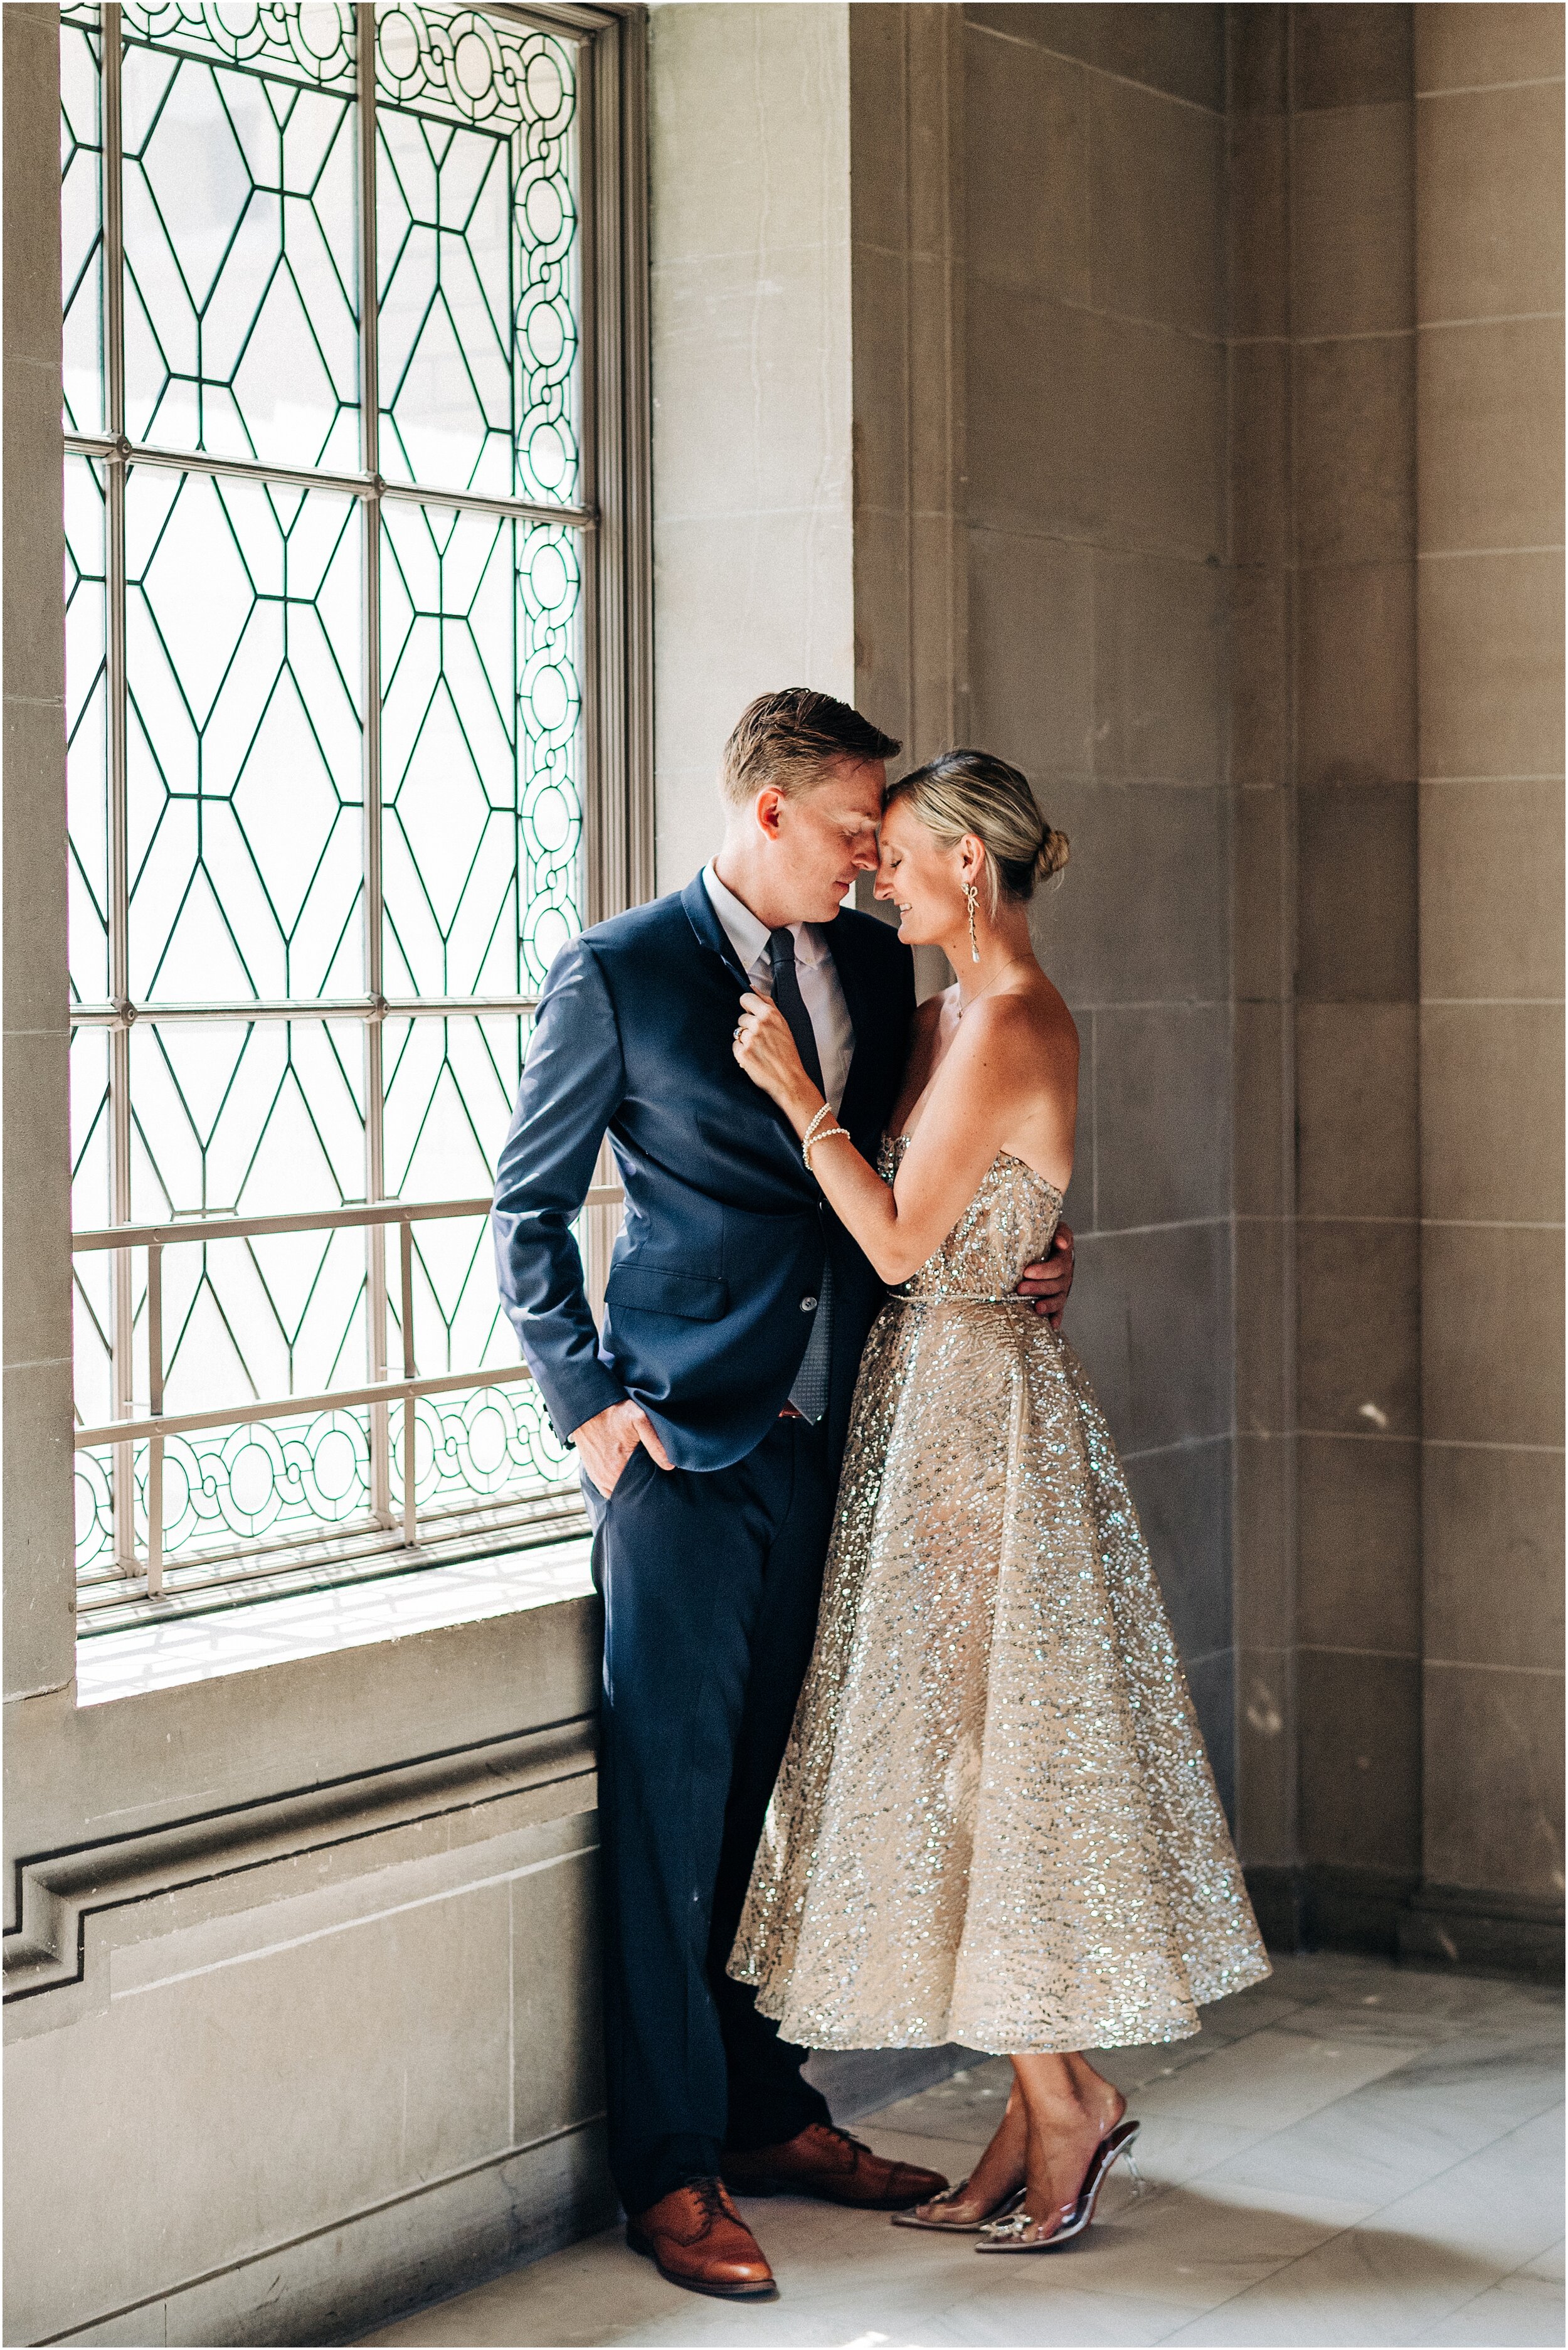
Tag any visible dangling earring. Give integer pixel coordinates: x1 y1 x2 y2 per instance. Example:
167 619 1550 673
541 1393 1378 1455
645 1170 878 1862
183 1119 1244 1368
963 880 981 963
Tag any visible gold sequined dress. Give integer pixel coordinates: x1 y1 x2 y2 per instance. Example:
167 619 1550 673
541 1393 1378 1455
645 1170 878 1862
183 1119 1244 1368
729 1138 1269 2054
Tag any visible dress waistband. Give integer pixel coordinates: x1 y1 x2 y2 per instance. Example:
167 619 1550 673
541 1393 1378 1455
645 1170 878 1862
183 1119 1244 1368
887 1290 1034 1307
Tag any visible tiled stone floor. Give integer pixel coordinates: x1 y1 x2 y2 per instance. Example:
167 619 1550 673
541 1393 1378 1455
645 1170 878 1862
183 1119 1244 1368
364 1954 1564 2349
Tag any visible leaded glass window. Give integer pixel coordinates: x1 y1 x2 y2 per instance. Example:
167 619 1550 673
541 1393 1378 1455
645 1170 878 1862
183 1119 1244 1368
62 1 649 1625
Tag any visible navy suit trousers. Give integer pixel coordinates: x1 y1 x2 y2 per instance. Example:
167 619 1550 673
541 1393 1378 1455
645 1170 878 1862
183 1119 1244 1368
587 1418 837 2215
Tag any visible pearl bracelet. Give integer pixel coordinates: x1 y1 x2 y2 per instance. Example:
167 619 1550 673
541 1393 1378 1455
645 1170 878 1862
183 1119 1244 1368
800 1103 837 1159
803 1124 850 1174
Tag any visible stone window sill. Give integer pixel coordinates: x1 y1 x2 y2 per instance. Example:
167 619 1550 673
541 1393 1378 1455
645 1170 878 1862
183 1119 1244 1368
75 1536 596 1708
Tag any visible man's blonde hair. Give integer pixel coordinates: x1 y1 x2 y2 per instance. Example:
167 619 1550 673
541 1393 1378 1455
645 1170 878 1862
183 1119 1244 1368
719 688 900 811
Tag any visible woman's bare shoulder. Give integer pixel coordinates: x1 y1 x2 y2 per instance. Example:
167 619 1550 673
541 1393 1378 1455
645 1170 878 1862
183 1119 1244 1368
961 976 1077 1065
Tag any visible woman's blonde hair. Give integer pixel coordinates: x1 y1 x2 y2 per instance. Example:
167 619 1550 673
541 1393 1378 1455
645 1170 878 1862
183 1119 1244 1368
883 748 1068 912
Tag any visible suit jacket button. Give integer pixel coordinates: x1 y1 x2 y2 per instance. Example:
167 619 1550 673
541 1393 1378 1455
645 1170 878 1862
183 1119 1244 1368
800 1294 818 1312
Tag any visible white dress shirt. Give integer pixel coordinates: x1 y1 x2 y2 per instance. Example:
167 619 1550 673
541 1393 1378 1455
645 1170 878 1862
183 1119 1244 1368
702 863 856 1115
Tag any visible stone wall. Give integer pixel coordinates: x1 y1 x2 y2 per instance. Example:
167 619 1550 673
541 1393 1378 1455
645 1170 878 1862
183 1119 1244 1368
4 1610 610 2347
965 3 1237 1807
842 2 1239 1802
1230 1 1426 1950
1411 0 1565 1964
1227 0 1563 1968
648 0 856 888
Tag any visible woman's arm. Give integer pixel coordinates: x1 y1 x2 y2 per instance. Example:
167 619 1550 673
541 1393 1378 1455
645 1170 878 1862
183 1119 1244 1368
733 991 1057 1285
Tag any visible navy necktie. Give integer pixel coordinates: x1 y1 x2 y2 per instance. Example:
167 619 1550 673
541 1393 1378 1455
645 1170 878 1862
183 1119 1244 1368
768 927 833 1423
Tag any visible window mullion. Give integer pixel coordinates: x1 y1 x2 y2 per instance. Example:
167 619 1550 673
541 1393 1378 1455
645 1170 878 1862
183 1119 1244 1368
101 1 137 1568
356 3 393 1529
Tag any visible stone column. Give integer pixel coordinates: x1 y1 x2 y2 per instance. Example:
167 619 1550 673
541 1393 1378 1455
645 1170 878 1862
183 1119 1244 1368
3 3 75 1708
647 0 855 888
1407 0 1565 1970
1287 1 1424 1952
1229 1 1301 1905
1228 4 1426 1946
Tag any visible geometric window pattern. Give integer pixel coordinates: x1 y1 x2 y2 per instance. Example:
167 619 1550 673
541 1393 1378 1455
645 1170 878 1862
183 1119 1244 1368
61 3 587 1598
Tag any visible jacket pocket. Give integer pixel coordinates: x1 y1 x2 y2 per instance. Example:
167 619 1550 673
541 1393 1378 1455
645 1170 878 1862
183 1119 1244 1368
604 1262 729 1321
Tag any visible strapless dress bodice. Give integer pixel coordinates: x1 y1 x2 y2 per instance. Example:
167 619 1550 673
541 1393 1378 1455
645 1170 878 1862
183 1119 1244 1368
879 1132 1064 1304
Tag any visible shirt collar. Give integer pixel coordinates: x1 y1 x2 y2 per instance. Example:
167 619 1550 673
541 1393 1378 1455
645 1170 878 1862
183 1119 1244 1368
701 863 830 974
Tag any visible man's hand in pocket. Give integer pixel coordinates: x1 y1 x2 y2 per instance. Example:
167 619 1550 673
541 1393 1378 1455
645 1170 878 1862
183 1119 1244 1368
572 1399 674 1499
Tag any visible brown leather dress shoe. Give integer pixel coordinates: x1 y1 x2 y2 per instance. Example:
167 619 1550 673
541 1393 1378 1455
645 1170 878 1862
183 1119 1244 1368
625 2178 778 2300
722 2122 950 2211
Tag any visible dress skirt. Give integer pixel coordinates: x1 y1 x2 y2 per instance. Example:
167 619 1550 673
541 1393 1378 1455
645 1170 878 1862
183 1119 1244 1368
728 1148 1269 2055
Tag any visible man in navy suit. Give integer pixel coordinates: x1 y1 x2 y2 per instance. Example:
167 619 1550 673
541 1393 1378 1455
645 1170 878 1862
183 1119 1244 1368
492 691 1074 2297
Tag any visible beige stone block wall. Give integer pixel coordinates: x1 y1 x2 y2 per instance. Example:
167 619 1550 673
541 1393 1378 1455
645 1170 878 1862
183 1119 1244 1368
1229 1 1562 1962
647 0 856 890
1289 6 1423 1927
1414 2 1566 1920
847 9 1241 1802
1228 4 1296 1881
7 1802 607 2347
1229 7 1482 1948
953 4 1237 1803
4 1570 612 2344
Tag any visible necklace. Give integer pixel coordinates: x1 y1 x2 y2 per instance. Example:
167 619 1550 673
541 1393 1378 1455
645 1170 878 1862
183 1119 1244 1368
955 957 1032 1020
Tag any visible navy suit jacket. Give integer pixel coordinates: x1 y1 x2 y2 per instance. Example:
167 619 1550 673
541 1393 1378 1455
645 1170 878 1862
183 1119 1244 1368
492 873 917 1472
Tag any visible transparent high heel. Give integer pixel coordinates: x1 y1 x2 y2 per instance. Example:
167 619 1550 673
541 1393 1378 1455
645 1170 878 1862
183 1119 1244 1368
973 2119 1142 2253
891 2179 1027 2234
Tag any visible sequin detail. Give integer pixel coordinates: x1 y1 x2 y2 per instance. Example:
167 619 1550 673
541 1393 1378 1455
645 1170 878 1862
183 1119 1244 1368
729 1139 1269 2054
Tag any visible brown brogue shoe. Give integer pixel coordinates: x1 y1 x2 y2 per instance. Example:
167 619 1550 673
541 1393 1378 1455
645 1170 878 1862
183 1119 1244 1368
625 2179 777 2300
722 2122 950 2211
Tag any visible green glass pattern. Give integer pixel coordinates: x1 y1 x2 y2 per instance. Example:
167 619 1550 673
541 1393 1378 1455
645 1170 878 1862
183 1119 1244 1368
376 6 579 504
61 6 104 435
121 29 359 467
156 1214 367 1416
76 1015 370 1579
125 465 363 1004
392 1382 569 1522
70 1021 114 1403
121 3 356 97
65 457 110 1004
381 501 581 999
78 1402 376 1582
380 1008 524 1428
128 1015 366 1221
75 1452 115 1578
382 1009 525 1226
153 1402 374 1553
63 6 593 1590
70 1024 115 1573
381 1011 572 1506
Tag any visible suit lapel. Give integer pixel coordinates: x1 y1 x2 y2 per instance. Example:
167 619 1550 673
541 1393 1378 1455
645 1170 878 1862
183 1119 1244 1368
825 914 882 1142
680 872 809 1180
681 869 749 984
682 875 901 1167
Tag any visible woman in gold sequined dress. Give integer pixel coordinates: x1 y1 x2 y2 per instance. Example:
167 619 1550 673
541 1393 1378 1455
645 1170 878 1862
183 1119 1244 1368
726 751 1269 2250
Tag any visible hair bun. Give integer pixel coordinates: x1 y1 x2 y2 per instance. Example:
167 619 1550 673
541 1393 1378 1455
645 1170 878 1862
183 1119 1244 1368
1036 824 1069 881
